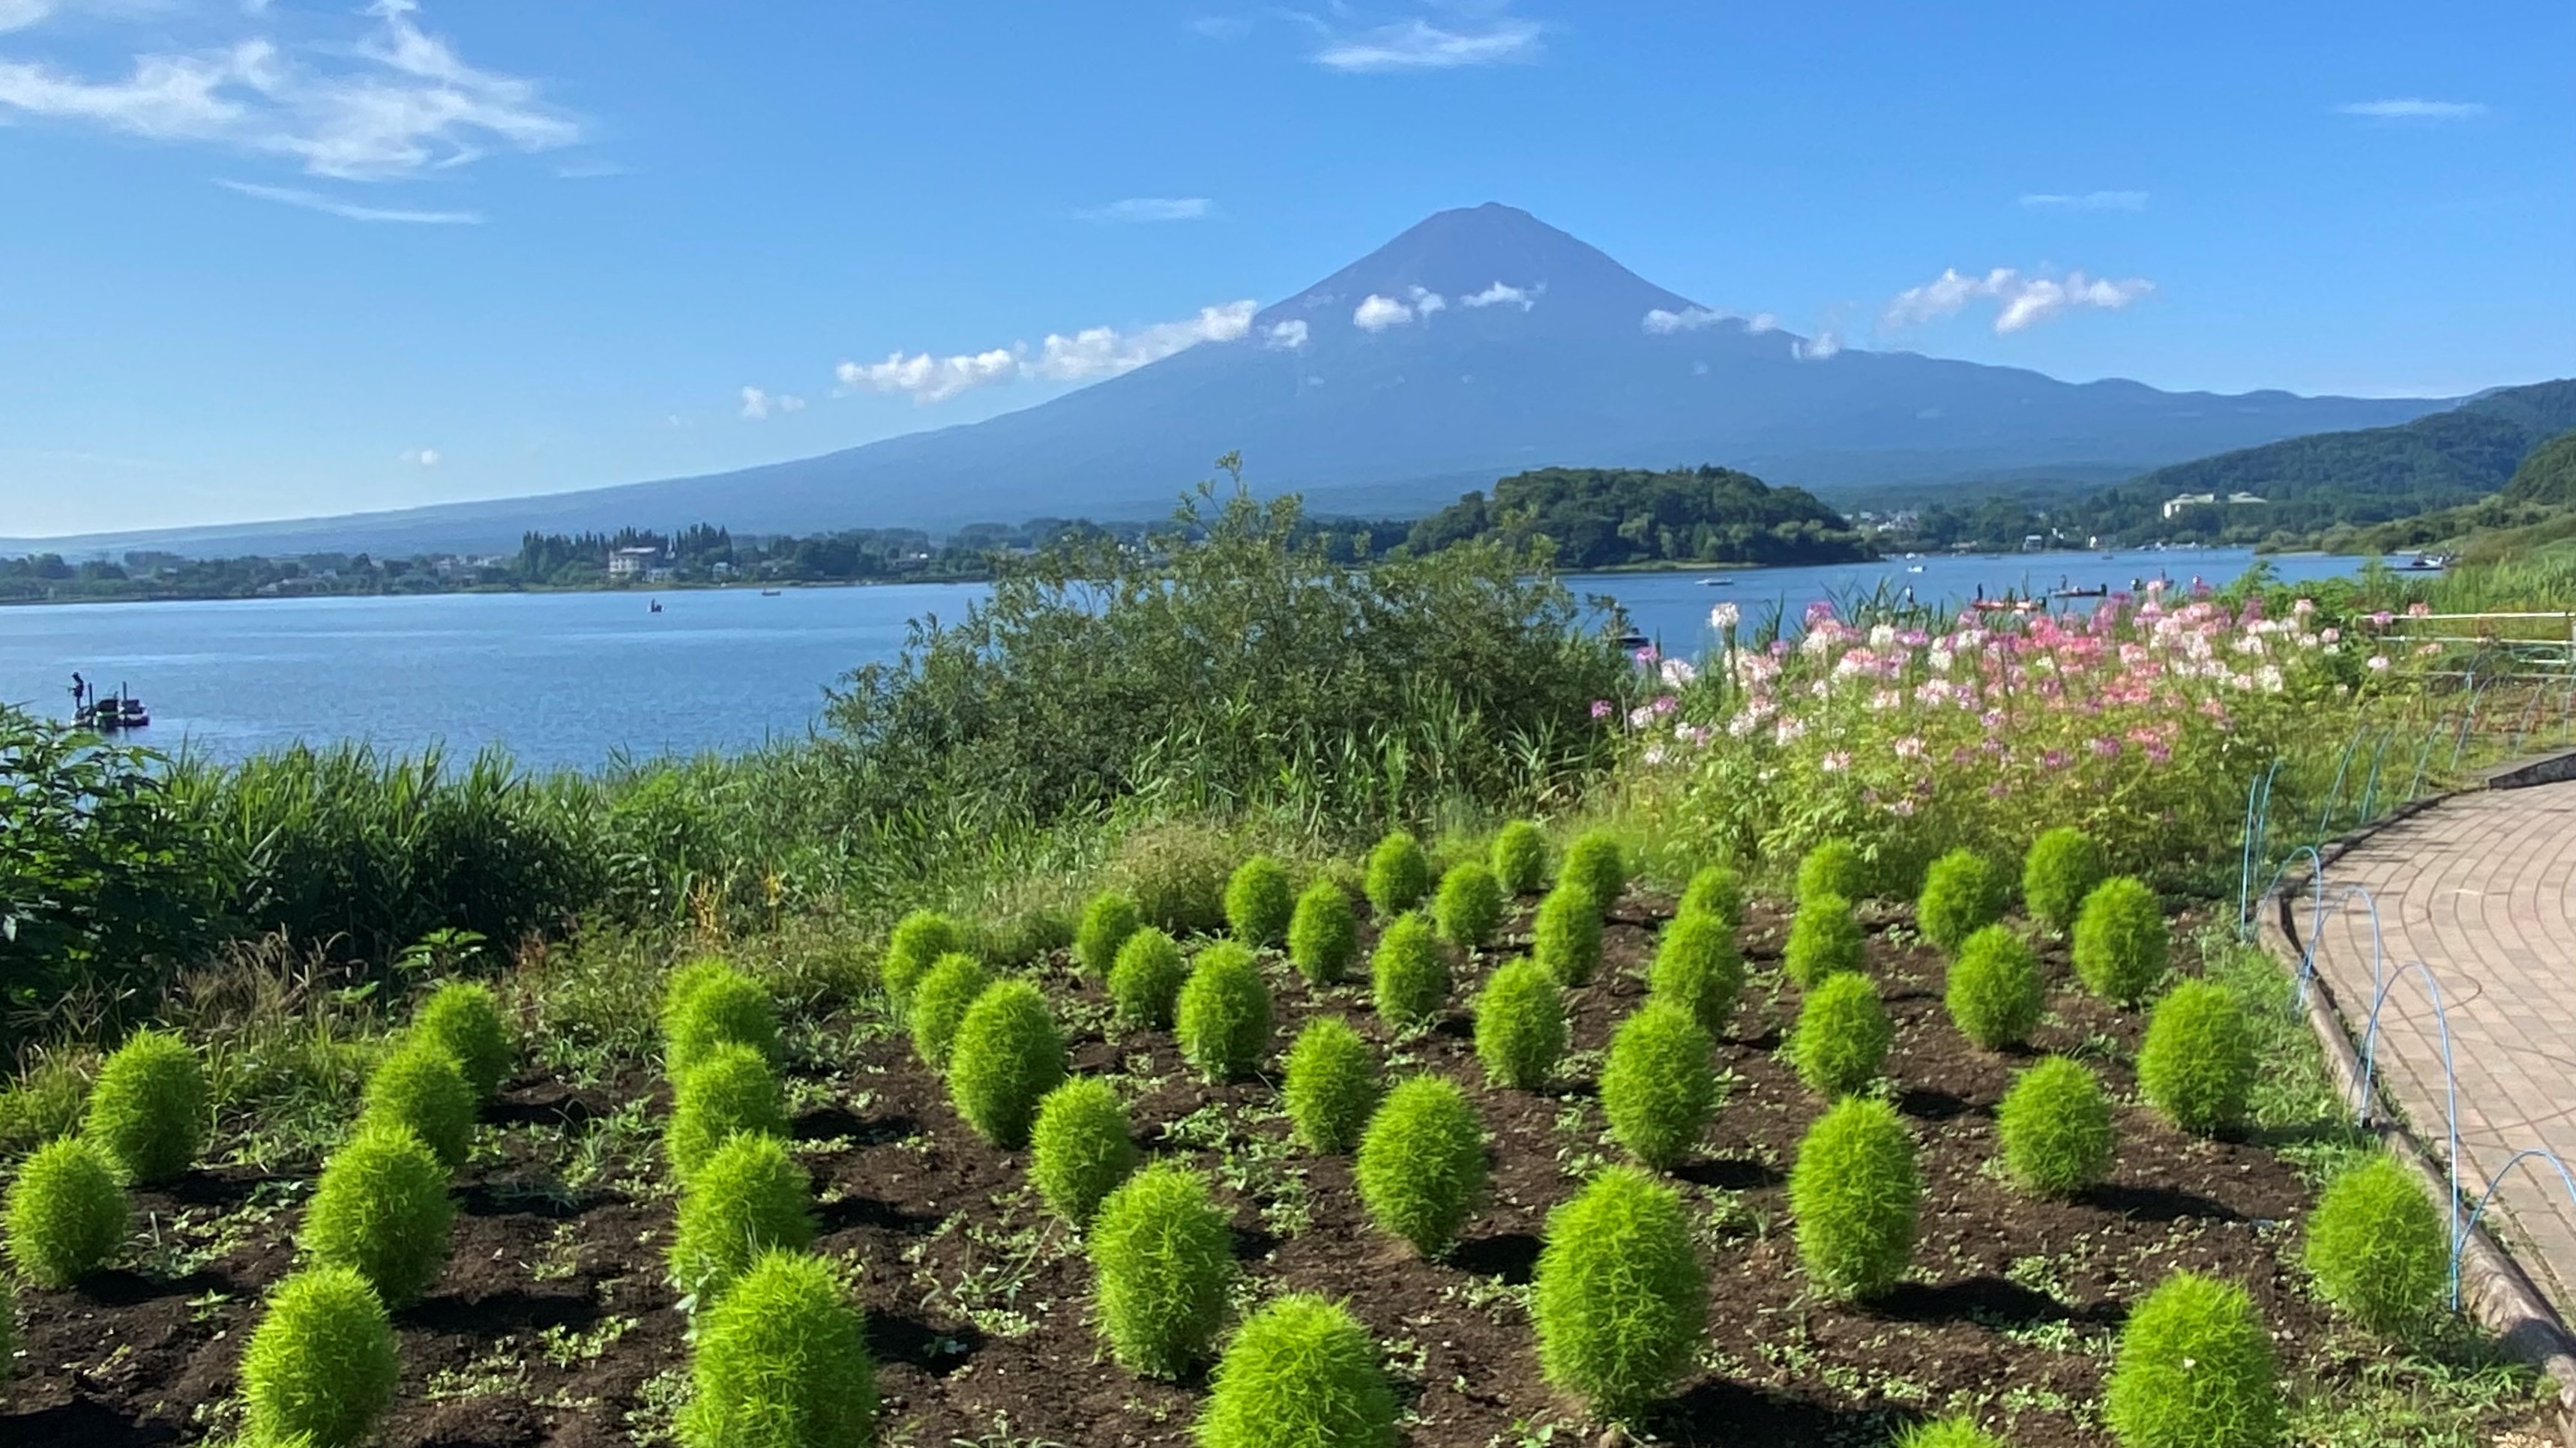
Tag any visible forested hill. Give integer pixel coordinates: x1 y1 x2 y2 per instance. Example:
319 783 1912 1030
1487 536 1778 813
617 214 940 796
2501 429 2576 507
1404 465 1869 567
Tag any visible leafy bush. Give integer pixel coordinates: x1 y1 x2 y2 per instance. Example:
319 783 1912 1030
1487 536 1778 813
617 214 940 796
1531 882 1603 986
1354 1076 1486 1256
4 1135 127 1287
2072 877 2169 1005
1995 1057 2114 1196
948 980 1068 1147
1106 822 1234 936
240 1265 400 1448
1029 1078 1137 1225
1370 914 1451 1028
1532 1165 1706 1421
2023 826 2107 933
1783 892 1866 987
1599 1002 1718 1170
2303 1153 2449 1336
1089 1163 1234 1378
1648 914 1744 1039
299 1123 454 1307
1283 1017 1381 1153
1176 943 1273 1080
1074 890 1143 977
1108 926 1188 1029
1560 831 1628 911
972 902 1070 969
1797 839 1868 902
1432 862 1505 950
358 1037 476 1171
2101 1270 2281 1448
1287 881 1359 986
666 1042 788 1180
1790 973 1892 1097
1895 1418 2010 1448
412 981 512 1100
1474 961 1566 1090
2137 980 2254 1134
668 1132 813 1306
1789 1096 1919 1299
662 963 780 1079
1491 820 1550 896
1363 830 1432 917
1677 864 1745 929
678 1249 876 1448
880 909 963 1018
1197 1294 1398 1448
906 952 993 1070
1225 854 1296 947
81 1028 205 1185
1944 924 2042 1050
1916 848 2009 953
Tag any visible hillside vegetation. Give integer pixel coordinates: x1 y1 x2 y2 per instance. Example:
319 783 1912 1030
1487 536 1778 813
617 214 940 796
1405 465 1869 569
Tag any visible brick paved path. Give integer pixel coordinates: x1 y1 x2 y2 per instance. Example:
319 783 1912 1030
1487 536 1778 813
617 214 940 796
2300 779 2576 1317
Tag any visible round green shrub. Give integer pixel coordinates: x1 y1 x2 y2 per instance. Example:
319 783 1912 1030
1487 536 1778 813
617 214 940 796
1560 831 1628 911
1916 848 2010 953
882 909 965 1019
1797 838 1869 902
1176 943 1273 1080
1895 1418 2011 1448
1362 830 1432 918
1028 1078 1137 1225
2023 826 2108 933
948 980 1068 1148
1945 924 2043 1050
1649 913 1745 1039
299 1123 454 1307
1283 1017 1381 1153
663 964 780 1080
1089 1164 1234 1378
1108 926 1189 1029
1074 890 1144 978
1789 1096 1919 1299
678 1249 877 1448
1226 854 1297 947
1677 864 1745 930
1354 1076 1486 1257
1784 892 1867 987
2303 1153 2449 1336
666 1042 788 1180
82 1027 207 1185
1790 972 1892 1097
2072 876 2169 1005
1287 880 1360 986
1531 881 1603 986
2137 979 2254 1135
1532 1165 1706 1422
1432 862 1505 950
1599 1002 1718 1170
1995 1056 2114 1197
1370 914 1451 1028
412 980 512 1101
1108 823 1235 935
1490 820 1550 896
668 1132 813 1306
2101 1270 2282 1448
5 1135 128 1287
240 1264 400 1448
906 951 993 1070
1197 1294 1398 1448
358 1037 477 1171
1474 961 1566 1090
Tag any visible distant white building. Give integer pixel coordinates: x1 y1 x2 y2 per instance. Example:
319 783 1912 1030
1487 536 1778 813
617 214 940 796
2162 491 2267 520
607 546 661 579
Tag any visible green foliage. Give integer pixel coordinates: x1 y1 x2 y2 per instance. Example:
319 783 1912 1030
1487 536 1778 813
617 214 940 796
678 1249 878 1448
1287 880 1359 986
2137 979 2255 1135
1944 924 2043 1050
1894 1418 2011 1448
1074 890 1143 977
299 1123 454 1307
666 1042 788 1180
2303 1153 2449 1336
906 952 993 1070
1916 848 2009 953
1473 960 1567 1090
1362 830 1432 918
358 1037 476 1171
2073 877 2169 1005
1282 1017 1381 1153
1995 1056 2114 1197
4 1135 127 1287
1226 854 1296 948
2102 1271 2283 1448
1370 914 1452 1028
1107 927 1188 1029
1790 972 1892 1097
1490 820 1550 896
1648 913 1744 1039
1676 864 1745 930
1789 1096 1919 1300
1599 1002 1718 1170
1797 839 1868 902
1175 943 1273 1081
2503 426 2576 506
1108 823 1234 936
1353 1076 1486 1257
947 980 1068 1148
1089 1164 1234 1378
1406 464 1868 569
1196 1294 1399 1448
412 981 512 1100
669 1132 814 1306
81 1027 206 1185
662 962 780 1079
882 909 965 1018
1029 1078 1137 1225
1531 881 1603 986
1559 831 1628 911
2022 826 2107 933
240 1264 400 1448
1783 892 1866 987
1532 1165 1706 1422
1431 862 1505 950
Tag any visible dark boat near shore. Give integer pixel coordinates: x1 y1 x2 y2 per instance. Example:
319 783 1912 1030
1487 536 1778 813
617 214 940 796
75 687 148 730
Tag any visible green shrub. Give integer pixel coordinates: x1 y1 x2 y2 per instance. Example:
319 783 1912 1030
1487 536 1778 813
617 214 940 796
1225 854 1297 947
668 1132 813 1306
882 910 965 1016
4 1135 127 1287
1354 1076 1486 1256
240 1264 400 1448
2137 980 2254 1135
2023 826 2108 933
1176 943 1273 1080
1599 1003 1718 1170
1790 972 1892 1097
1370 914 1451 1028
1287 881 1360 986
666 1042 788 1180
1197 1294 1398 1448
1107 821 1234 935
1283 1017 1381 1153
1561 831 1628 911
1532 1165 1706 1421
358 1037 476 1171
411 981 512 1101
81 1028 206 1185
1649 914 1744 1039
2072 876 2169 1005
1074 890 1144 977
1945 925 2043 1050
2303 1153 2449 1336
1362 830 1432 917
1677 864 1745 929
299 1123 454 1307
1108 926 1189 1029
678 1249 877 1448
1995 1057 2114 1196
1895 1418 2010 1448
1089 1164 1234 1378
1491 820 1550 896
1916 848 2009 953
1432 862 1505 950
1474 961 1566 1090
906 952 993 1070
1789 1096 1919 1299
1783 892 1867 987
1796 838 1868 902
1531 882 1603 986
972 902 1071 968
1029 1078 1137 1224
948 980 1068 1147
2102 1270 2282 1448
663 964 780 1079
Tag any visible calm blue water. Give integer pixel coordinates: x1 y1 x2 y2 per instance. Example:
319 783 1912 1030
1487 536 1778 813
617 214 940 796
0 548 2365 770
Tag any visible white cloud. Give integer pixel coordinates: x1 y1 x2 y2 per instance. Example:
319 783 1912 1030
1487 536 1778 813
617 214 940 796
1352 293 1414 331
836 300 1258 404
1315 16 1542 72
0 0 56 33
740 387 772 420
216 178 481 223
399 446 439 466
1883 266 2153 334
1745 312 1779 333
1792 331 1841 361
2339 98 2488 120
2020 190 2149 211
1641 305 1729 334
1077 196 1213 223
1461 280 1536 310
1265 319 1310 349
777 393 805 414
1408 284 1445 316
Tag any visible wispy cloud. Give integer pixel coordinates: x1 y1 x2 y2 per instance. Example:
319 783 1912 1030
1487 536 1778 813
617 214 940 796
1792 331 1841 361
2020 190 2148 211
1311 9 1544 72
1884 266 2153 334
398 446 439 466
1077 196 1213 223
217 178 482 223
2338 98 2488 120
1353 286 1445 331
837 301 1258 404
1461 280 1537 310
1641 305 1730 334
738 387 805 421
1265 319 1310 350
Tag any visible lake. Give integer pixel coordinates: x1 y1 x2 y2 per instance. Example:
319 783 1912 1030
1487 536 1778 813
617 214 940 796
0 547 2369 771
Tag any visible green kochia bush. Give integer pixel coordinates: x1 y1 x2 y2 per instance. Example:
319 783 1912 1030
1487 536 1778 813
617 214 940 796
1108 927 1188 1028
359 1037 477 1171
1599 1003 1718 1170
5 1136 129 1287
1532 1165 1706 1421
1790 973 1892 1098
1790 1096 1919 1299
1176 943 1273 1080
1363 830 1431 917
1944 924 2043 1050
668 1132 814 1306
1532 882 1603 986
1491 820 1550 896
1283 1017 1381 1153
1197 1294 1399 1448
1226 854 1296 947
2073 876 2169 1005
1287 881 1359 986
1089 1164 1234 1378
882 909 965 1019
1677 864 1745 930
1916 848 2009 953
2303 1153 2449 1335
1474 961 1566 1090
1649 913 1744 1038
2137 979 2254 1135
1354 1076 1486 1256
299 1124 454 1307
1895 1419 2011 1448
2023 825 2108 933
1074 890 1143 977
1561 831 1628 911
413 981 512 1100
678 1249 877 1448
1797 838 1868 902
663 963 780 1079
1995 1056 2114 1196
1432 862 1505 950
906 952 992 1070
948 980 1068 1147
666 1043 789 1180
1029 1078 1137 1225
240 1264 401 1448
2102 1270 2282 1448
82 1027 207 1184
1370 914 1451 1027
1784 892 1866 987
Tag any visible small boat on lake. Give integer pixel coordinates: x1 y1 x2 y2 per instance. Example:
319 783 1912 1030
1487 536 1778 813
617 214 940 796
1694 576 1733 587
2050 585 2110 600
760 588 783 597
73 685 148 731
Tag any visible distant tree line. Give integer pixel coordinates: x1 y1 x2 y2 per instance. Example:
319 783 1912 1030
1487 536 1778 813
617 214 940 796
1403 465 1870 568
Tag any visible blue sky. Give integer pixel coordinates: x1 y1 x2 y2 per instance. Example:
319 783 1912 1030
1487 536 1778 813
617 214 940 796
1 0 2566 537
